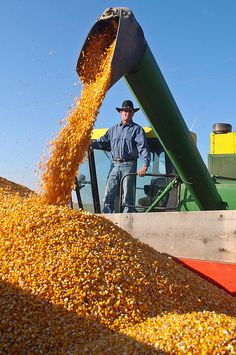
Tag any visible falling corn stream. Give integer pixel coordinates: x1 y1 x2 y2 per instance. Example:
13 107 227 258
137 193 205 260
0 26 236 354
40 26 116 205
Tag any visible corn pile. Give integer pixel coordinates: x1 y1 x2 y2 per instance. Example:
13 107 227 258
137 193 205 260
86 311 236 354
39 25 116 205
0 177 236 353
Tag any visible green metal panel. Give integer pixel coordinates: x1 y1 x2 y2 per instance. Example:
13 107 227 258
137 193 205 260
179 179 236 211
179 184 200 211
215 182 236 209
208 154 236 178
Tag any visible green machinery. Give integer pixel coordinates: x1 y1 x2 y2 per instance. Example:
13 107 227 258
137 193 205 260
75 7 236 213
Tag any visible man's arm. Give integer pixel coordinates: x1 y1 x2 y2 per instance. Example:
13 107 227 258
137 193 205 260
135 127 151 176
91 130 111 151
137 165 148 176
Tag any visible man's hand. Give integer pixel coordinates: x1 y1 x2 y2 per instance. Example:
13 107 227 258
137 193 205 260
137 165 148 177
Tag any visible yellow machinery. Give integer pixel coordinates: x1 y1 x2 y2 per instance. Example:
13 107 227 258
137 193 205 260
209 123 236 178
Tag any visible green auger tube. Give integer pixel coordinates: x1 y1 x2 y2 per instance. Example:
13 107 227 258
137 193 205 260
77 7 226 210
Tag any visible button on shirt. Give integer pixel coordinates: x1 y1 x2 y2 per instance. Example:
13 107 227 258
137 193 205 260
92 121 151 167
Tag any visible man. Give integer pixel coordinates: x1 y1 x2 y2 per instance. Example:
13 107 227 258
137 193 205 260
92 100 150 213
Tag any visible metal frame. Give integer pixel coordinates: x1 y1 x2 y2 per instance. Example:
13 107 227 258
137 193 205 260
74 150 101 213
119 173 179 212
88 150 101 213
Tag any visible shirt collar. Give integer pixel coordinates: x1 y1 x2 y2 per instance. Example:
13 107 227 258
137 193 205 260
119 121 134 127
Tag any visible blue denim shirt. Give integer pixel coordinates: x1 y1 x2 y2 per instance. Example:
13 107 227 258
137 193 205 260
92 121 151 167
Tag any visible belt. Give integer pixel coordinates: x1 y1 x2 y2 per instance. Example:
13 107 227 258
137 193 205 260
113 158 136 163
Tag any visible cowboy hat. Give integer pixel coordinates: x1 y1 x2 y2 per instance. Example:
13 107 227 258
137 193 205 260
116 100 140 113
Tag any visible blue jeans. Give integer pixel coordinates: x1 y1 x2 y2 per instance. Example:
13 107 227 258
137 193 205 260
102 161 137 213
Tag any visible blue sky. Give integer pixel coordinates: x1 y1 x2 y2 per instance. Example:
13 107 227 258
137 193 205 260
1 1 236 190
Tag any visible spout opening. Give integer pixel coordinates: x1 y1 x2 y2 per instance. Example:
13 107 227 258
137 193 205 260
77 19 118 85
76 7 146 88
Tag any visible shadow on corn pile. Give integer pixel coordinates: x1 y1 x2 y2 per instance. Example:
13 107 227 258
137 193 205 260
0 278 157 353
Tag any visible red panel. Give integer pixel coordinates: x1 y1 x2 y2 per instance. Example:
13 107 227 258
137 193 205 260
179 259 236 296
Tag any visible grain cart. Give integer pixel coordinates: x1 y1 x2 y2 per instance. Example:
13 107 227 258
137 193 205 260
75 7 236 295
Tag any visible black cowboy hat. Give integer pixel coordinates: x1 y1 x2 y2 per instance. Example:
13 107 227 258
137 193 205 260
116 100 140 113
